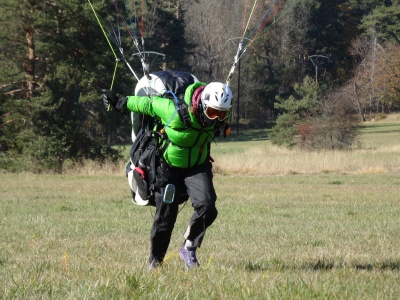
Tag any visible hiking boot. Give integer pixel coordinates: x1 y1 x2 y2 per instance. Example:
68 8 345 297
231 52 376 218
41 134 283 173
179 245 199 269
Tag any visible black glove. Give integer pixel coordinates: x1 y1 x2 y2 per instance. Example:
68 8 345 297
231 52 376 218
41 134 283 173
115 97 128 114
102 89 118 110
102 90 129 114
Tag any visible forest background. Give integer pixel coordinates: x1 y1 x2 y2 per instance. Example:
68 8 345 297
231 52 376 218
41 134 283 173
1 0 400 173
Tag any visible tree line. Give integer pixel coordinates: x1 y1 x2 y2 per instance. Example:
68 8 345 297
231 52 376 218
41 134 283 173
1 0 399 172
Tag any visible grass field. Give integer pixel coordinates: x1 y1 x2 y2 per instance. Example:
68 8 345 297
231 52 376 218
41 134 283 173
1 115 400 299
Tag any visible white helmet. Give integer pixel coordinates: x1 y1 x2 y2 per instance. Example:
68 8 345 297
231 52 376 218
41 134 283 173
201 82 233 111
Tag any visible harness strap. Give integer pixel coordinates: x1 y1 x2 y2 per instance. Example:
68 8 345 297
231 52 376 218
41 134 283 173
134 166 145 179
177 100 192 128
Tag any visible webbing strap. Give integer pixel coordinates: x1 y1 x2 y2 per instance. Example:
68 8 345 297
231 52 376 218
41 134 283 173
134 166 145 179
177 101 192 128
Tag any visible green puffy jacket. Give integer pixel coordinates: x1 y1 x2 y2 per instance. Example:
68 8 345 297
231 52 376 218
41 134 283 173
126 82 215 168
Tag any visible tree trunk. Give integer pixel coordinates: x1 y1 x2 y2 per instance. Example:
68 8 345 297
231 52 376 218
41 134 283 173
352 81 366 122
21 4 36 98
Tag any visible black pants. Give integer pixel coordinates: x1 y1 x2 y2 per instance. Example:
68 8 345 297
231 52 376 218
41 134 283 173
149 160 218 264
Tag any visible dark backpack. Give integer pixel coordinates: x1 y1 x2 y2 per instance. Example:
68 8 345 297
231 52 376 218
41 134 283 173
128 128 169 201
127 71 196 202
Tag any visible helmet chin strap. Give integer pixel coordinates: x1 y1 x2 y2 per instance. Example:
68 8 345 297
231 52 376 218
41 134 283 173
199 102 216 127
203 115 217 127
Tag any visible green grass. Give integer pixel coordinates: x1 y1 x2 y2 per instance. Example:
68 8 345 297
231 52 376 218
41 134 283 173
359 121 400 148
1 116 400 299
1 174 400 299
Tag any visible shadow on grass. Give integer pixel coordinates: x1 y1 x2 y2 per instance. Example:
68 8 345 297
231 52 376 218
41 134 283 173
353 261 400 271
243 259 400 272
360 123 400 134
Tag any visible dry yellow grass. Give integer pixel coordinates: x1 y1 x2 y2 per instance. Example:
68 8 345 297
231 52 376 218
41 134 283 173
65 144 400 176
64 114 400 176
63 159 127 176
214 115 400 175
213 144 400 176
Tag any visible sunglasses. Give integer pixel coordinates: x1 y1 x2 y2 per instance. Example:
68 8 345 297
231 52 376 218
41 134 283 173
204 106 229 121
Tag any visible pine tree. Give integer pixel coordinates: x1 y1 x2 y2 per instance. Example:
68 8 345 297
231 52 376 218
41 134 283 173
271 76 319 148
0 0 123 172
270 75 360 149
359 2 400 43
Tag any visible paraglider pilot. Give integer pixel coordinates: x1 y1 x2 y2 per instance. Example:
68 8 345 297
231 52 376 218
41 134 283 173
103 70 232 270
